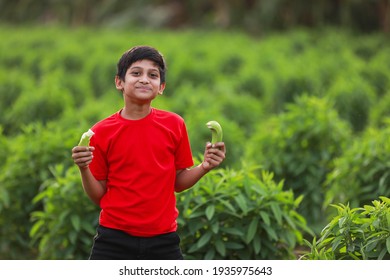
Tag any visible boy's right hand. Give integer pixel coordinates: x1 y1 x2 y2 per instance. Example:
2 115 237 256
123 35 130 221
201 141 226 171
71 146 95 169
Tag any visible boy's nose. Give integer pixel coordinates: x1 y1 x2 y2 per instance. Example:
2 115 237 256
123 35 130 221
138 75 149 83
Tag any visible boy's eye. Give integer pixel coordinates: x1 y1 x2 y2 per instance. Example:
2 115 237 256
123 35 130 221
131 71 140 76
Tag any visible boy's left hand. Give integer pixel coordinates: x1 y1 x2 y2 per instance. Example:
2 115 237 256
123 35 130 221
201 142 226 171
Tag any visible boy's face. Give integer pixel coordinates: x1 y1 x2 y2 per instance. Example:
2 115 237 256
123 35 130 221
115 59 165 104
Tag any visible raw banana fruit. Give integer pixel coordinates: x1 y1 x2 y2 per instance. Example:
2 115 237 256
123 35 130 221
206 120 223 144
78 129 95 146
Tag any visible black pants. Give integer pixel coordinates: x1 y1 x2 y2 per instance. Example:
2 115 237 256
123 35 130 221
89 225 184 260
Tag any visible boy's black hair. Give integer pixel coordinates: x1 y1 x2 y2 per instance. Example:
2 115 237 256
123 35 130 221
116 46 166 84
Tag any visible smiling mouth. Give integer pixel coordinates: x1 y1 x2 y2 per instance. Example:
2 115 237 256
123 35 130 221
137 86 152 91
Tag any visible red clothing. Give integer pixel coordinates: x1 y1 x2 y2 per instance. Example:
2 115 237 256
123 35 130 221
89 108 194 237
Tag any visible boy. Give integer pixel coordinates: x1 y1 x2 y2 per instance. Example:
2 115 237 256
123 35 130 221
71 45 226 260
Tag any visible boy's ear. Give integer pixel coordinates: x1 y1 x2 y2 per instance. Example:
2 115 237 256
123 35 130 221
115 75 124 91
158 82 166 95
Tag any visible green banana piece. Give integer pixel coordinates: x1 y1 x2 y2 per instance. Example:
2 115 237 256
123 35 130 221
206 120 223 144
78 129 95 146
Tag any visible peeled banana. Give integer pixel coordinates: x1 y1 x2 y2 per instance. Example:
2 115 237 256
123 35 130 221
206 120 223 144
78 129 95 146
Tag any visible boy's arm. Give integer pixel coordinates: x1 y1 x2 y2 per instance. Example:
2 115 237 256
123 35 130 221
175 164 208 193
72 146 107 205
175 142 226 192
79 167 107 205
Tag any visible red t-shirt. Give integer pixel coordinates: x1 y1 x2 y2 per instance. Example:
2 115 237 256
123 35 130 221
89 108 194 237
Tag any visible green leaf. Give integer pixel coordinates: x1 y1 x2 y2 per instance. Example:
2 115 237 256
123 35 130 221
282 230 296 247
270 202 282 225
189 210 204 219
253 235 261 254
188 243 200 253
386 212 390 228
70 215 81 231
386 236 390 254
294 194 304 207
235 193 248 214
282 213 297 230
220 227 244 236
348 252 360 260
263 224 278 241
81 223 97 235
215 239 226 257
331 235 344 252
380 196 390 204
245 218 259 244
0 188 10 208
347 242 355 252
69 230 77 245
378 247 388 260
30 220 44 238
217 198 236 213
211 222 219 234
338 216 347 228
259 211 271 226
196 231 212 249
204 247 215 260
225 242 245 250
188 220 204 235
59 209 71 225
205 204 215 220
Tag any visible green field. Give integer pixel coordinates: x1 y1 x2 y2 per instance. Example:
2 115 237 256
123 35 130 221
0 26 389 259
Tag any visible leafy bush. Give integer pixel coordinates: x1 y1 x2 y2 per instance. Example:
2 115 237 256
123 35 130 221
0 127 8 169
1 26 390 259
360 49 390 97
324 125 390 209
327 76 376 133
27 163 311 260
0 70 24 126
3 74 75 135
0 122 79 259
177 163 312 260
370 91 390 128
301 197 390 260
30 165 99 260
246 95 351 230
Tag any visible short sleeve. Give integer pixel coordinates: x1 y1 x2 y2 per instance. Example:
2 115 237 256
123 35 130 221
175 121 194 170
88 129 108 181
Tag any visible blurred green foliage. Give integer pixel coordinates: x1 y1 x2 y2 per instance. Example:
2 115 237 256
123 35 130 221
0 26 389 259
0 0 388 34
0 122 79 258
246 95 352 231
30 164 99 259
325 125 390 210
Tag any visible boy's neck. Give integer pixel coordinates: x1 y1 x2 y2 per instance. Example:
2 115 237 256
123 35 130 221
121 104 152 120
